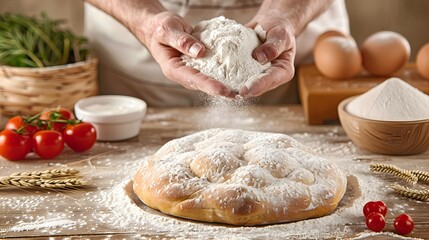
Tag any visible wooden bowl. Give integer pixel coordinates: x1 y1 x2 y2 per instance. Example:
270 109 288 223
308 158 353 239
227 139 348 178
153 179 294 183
338 97 429 155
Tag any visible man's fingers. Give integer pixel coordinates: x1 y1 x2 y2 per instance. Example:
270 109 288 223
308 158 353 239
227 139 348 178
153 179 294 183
240 50 295 97
253 25 289 64
158 53 234 97
170 30 205 57
154 18 205 58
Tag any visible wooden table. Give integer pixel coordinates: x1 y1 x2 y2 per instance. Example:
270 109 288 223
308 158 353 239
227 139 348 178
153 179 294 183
1 105 428 239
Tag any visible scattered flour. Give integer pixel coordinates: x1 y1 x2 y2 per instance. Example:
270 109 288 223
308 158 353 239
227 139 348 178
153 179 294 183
346 78 429 121
182 16 270 91
353 232 424 240
10 218 79 232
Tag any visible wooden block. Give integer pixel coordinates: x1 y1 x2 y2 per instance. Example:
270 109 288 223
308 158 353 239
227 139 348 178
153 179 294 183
298 64 429 125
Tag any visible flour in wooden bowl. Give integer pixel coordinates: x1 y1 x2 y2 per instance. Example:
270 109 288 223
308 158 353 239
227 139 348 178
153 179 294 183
346 78 429 121
182 16 270 91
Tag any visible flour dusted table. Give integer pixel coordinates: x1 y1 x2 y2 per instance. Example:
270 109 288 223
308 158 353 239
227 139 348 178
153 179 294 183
1 106 428 239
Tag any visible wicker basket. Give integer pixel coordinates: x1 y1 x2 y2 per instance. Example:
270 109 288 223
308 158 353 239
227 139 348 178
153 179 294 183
0 57 98 116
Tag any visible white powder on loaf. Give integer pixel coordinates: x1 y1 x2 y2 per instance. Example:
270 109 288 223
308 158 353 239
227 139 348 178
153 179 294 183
182 16 270 91
346 78 429 121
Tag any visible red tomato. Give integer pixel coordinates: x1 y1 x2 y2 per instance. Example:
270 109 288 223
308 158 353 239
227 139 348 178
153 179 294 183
50 122 68 133
366 212 386 232
0 130 32 160
64 122 96 152
5 116 39 136
394 213 414 235
40 107 75 121
32 130 64 159
363 201 387 217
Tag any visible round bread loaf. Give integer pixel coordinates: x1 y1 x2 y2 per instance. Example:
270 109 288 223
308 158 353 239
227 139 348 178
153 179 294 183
133 128 347 226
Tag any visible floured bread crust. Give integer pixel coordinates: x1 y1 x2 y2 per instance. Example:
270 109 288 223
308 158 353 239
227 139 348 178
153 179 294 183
133 128 347 226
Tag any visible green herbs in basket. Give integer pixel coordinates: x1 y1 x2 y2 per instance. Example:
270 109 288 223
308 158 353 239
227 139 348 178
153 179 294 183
0 13 89 68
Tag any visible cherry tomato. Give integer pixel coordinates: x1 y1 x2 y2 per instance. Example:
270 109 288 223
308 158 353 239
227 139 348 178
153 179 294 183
32 130 64 159
49 123 68 133
0 130 32 160
394 213 414 235
64 122 96 152
5 116 39 136
363 201 387 217
366 212 386 232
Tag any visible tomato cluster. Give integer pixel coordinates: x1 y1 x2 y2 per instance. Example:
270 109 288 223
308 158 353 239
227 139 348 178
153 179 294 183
364 201 387 232
363 200 414 235
0 107 96 160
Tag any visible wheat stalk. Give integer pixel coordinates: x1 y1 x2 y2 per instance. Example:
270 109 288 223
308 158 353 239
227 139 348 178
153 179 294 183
410 170 429 183
391 183 429 201
10 168 79 179
0 168 87 190
0 177 87 189
370 163 418 184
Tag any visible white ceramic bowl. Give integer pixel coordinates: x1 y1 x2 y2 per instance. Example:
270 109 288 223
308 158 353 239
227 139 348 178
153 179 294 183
74 95 147 141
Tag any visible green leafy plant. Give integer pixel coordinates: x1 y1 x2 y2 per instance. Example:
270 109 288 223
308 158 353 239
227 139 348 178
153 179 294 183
0 12 88 68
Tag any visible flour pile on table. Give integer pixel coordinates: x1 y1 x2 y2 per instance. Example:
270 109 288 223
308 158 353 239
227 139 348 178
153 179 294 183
182 16 270 91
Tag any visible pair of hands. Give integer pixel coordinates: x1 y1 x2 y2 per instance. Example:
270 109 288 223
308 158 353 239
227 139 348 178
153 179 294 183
139 12 296 99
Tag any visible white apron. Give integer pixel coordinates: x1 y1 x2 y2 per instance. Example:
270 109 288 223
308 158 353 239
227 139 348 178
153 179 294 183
84 0 349 107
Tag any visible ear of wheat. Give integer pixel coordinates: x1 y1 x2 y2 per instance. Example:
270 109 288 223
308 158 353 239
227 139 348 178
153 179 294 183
391 183 429 201
370 163 418 184
10 168 79 179
0 168 88 190
0 177 87 189
410 170 429 183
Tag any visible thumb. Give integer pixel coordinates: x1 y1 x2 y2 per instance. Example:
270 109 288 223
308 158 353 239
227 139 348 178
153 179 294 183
253 25 289 64
163 29 205 58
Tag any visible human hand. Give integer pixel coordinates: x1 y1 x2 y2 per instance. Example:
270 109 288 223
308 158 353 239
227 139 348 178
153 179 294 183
138 12 236 98
239 15 297 98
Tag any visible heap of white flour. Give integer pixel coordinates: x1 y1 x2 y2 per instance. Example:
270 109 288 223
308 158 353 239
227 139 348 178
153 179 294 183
346 77 429 121
182 16 270 91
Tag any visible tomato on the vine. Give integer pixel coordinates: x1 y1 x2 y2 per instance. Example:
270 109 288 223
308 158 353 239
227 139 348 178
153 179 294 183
40 107 76 121
64 122 96 152
394 213 414 235
0 130 32 160
32 130 64 159
40 107 76 133
366 212 386 232
5 116 40 137
1 107 97 161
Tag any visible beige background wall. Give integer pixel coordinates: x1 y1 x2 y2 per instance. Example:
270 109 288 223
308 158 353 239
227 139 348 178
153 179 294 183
346 0 429 60
0 0 84 34
1 0 428 59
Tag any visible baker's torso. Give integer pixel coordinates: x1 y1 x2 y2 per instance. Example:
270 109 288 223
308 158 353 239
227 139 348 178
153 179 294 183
84 0 349 107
